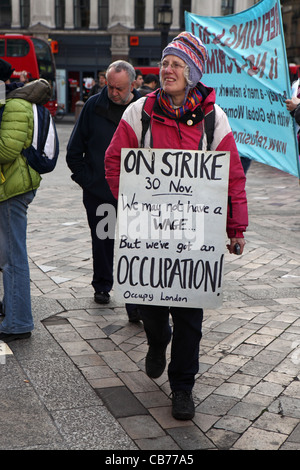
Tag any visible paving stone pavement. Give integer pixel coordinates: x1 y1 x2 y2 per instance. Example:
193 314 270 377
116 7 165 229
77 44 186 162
1 118 300 451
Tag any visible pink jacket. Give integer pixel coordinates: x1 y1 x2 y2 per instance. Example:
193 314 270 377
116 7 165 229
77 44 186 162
105 86 248 238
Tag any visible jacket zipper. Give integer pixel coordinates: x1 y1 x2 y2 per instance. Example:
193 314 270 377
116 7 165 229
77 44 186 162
176 121 182 139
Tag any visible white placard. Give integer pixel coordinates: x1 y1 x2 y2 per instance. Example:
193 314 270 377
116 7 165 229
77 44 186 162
113 148 230 308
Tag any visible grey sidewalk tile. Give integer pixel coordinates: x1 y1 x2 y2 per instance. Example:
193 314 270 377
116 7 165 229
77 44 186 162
286 423 300 444
21 356 101 412
268 397 300 419
149 406 195 429
76 325 107 339
240 360 274 377
283 381 300 398
118 415 166 440
135 390 172 408
232 427 287 450
253 411 299 435
80 365 117 381
89 377 124 388
99 350 139 372
0 356 29 390
206 428 240 449
214 382 251 399
70 353 106 368
167 425 216 450
192 413 219 432
59 339 96 356
118 371 159 393
95 386 149 418
251 381 285 397
196 394 238 416
0 386 65 450
51 406 137 450
214 415 251 433
135 436 180 450
87 337 119 352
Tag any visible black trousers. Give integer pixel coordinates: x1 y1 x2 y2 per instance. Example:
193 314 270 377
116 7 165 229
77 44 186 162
139 305 204 392
83 191 117 293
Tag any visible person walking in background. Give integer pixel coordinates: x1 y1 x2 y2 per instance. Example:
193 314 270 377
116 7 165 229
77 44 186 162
286 79 300 153
19 70 29 83
0 59 52 343
105 32 248 420
66 61 141 322
137 73 159 97
90 71 106 96
293 98 300 125
134 69 144 89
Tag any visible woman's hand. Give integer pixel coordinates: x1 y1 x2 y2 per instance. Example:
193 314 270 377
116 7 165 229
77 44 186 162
285 97 300 112
226 238 245 255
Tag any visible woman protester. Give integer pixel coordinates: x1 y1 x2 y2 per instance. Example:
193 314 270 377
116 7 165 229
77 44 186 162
0 58 52 343
105 32 248 420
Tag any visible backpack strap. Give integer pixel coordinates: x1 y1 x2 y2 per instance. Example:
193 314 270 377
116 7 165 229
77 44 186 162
141 99 151 148
204 106 215 150
39 104 51 154
141 93 158 148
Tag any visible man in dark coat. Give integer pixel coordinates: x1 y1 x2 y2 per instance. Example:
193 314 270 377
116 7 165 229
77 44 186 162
66 61 140 319
138 73 159 96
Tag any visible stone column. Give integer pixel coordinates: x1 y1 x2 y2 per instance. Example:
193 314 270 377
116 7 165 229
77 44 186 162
171 0 180 30
191 0 221 16
235 0 254 13
109 0 135 29
89 0 99 29
30 0 55 28
64 0 74 29
11 0 21 28
108 24 130 62
144 0 154 30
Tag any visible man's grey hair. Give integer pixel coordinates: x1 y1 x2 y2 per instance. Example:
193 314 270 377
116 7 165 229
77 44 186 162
106 60 136 84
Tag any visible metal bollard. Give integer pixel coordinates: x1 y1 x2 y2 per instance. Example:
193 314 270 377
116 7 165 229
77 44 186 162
75 100 84 121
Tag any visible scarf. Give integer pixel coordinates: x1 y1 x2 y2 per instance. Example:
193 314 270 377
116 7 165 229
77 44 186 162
157 87 203 119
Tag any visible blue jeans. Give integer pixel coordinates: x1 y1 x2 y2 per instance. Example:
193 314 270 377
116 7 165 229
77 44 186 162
0 191 35 334
139 305 204 391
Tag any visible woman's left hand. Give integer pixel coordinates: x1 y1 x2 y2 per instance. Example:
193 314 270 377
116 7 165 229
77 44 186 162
285 97 300 112
226 238 245 255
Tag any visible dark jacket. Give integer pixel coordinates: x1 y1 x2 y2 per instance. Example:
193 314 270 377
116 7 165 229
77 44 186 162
0 79 51 202
294 104 300 126
137 85 155 97
66 86 140 201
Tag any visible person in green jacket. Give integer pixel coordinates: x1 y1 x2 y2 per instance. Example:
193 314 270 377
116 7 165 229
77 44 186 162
0 58 51 343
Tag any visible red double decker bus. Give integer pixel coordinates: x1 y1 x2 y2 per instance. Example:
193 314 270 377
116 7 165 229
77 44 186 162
0 34 57 116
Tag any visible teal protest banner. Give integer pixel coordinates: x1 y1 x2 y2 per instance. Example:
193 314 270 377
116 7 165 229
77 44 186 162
185 0 300 177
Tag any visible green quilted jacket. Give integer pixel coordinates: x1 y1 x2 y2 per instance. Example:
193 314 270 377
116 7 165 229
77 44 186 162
0 98 41 201
0 78 51 202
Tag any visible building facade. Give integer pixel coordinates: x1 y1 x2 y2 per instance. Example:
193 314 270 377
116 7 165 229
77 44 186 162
0 0 299 112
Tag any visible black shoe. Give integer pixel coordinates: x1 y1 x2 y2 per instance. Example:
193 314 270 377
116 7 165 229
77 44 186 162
145 345 167 379
128 308 141 323
94 291 110 304
171 391 195 420
0 332 31 343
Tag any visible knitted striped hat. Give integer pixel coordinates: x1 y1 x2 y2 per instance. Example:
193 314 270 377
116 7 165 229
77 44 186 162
161 32 208 87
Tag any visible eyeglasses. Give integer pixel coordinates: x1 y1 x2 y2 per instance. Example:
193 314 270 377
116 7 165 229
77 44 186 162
159 61 186 71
